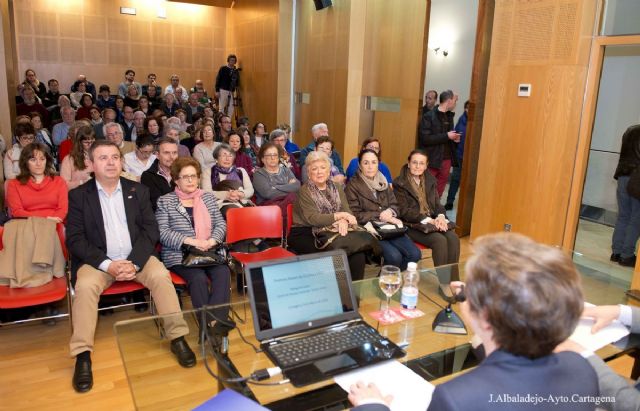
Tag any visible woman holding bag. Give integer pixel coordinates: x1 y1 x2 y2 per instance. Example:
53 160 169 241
156 157 231 335
345 149 420 270
288 151 380 281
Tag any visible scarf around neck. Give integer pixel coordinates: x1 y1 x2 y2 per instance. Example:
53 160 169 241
358 169 388 192
174 187 211 241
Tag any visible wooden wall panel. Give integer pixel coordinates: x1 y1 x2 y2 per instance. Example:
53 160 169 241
470 0 598 245
12 0 226 99
226 0 279 128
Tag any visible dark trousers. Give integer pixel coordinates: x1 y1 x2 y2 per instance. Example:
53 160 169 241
288 227 367 281
446 161 462 206
170 264 231 328
408 228 460 282
379 235 422 271
613 175 640 258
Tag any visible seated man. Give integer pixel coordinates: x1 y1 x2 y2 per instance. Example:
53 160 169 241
298 122 343 173
104 122 135 156
349 232 599 411
67 140 195 393
141 137 178 210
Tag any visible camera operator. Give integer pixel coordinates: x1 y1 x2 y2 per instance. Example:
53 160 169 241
215 54 240 120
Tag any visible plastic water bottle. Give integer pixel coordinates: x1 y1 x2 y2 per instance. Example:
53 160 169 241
400 262 419 310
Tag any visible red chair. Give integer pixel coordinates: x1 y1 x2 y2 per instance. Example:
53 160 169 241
0 225 69 327
226 206 295 296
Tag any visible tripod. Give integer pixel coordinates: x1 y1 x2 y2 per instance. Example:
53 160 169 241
232 89 244 126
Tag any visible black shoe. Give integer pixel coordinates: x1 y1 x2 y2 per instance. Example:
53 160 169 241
135 303 149 313
610 253 621 262
619 255 637 267
170 337 196 368
444 203 454 211
211 319 237 337
72 352 93 393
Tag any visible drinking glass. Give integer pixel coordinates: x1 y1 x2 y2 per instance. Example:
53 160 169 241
378 265 402 321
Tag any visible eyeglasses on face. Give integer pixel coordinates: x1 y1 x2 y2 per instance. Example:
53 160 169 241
178 174 198 181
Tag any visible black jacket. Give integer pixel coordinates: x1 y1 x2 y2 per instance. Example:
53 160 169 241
418 105 458 169
66 178 158 282
140 159 175 210
614 124 640 179
392 165 445 224
345 172 399 225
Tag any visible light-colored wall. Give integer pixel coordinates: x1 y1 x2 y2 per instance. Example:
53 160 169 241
423 0 478 116
13 0 226 99
582 45 640 212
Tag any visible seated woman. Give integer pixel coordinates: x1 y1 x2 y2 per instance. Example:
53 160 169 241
4 123 36 180
349 233 599 411
58 120 91 164
252 122 268 149
393 149 460 277
253 142 300 221
75 93 95 120
144 116 163 143
60 125 95 189
123 135 156 179
156 157 230 335
124 84 140 109
7 142 68 222
345 149 420 270
346 138 393 183
301 136 346 185
201 143 254 216
69 81 87 109
226 130 254 178
238 126 258 168
30 111 55 160
192 123 219 171
288 151 379 281
270 129 301 180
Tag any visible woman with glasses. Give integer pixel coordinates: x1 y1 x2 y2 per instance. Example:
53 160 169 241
253 142 300 222
4 123 36 180
60 125 95 189
156 157 230 336
201 143 254 216
124 135 156 179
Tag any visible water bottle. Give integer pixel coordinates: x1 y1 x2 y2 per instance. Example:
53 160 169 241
400 262 419 310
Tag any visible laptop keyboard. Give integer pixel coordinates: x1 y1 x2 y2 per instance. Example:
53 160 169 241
269 323 378 368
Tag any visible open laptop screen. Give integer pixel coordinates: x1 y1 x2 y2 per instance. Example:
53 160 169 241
246 251 358 340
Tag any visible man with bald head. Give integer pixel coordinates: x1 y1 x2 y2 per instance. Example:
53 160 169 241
298 123 343 173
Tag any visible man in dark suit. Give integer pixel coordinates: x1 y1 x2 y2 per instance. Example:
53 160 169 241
349 233 599 411
67 140 195 393
140 138 178 210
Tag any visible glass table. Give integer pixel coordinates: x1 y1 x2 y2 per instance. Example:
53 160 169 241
114 258 632 411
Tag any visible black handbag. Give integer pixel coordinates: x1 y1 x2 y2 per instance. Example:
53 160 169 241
313 225 381 256
371 221 408 240
181 244 228 268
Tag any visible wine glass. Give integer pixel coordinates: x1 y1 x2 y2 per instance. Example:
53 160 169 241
378 265 402 322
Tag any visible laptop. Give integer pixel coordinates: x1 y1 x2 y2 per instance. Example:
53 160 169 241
245 249 406 387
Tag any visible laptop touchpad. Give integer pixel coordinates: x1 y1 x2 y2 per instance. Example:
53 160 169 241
315 354 357 375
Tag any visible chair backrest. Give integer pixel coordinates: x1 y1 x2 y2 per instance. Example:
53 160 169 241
286 203 293 237
226 205 283 244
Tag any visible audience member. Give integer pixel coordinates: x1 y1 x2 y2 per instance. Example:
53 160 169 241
95 108 116 140
53 106 76 146
114 96 125 123
253 142 300 222
193 123 219 171
75 94 95 121
345 149 420 270
165 74 189 103
96 84 115 110
117 69 142 98
424 89 438 112
288 151 379 281
252 122 267 148
238 126 258 167
141 73 162 97
69 82 87 109
16 87 49 127
276 122 300 153
141 138 179 210
299 123 344 173
58 120 90 164
67 140 194 393
184 92 204 124
215 54 239 118
346 138 393 183
165 124 191 158
43 78 61 108
301 136 345 185
124 135 156 179
418 89 460 197
217 115 232 143
104 123 135 156
137 95 151 116
30 112 55 159
161 93 180 117
71 75 97 99
227 130 253 177
156 157 230 335
445 100 469 210
201 143 254 216
124 84 141 109
270 129 300 179
350 233 598 411
190 79 210 105
120 106 136 142
4 123 36 180
60 125 94 189
145 84 162 108
17 69 47 103
50 94 71 125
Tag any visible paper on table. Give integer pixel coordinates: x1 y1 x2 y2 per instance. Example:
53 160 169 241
569 303 630 352
334 360 434 411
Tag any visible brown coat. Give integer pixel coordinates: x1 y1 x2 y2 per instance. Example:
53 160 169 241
292 183 351 228
392 165 445 224
344 172 399 225
0 217 65 288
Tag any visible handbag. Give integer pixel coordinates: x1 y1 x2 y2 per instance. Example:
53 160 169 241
371 221 408 240
181 244 228 268
313 225 381 256
409 220 456 234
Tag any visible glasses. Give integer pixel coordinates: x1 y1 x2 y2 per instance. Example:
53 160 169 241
219 152 234 159
178 174 198 181
263 153 279 158
82 139 96 145
19 135 35 141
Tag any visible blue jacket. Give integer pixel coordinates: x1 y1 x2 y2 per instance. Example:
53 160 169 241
155 191 226 268
454 111 468 162
299 141 344 174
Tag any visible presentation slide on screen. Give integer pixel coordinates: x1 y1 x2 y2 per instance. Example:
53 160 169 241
263 256 343 328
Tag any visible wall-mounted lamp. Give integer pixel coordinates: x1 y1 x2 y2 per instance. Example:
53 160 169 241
433 47 449 57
